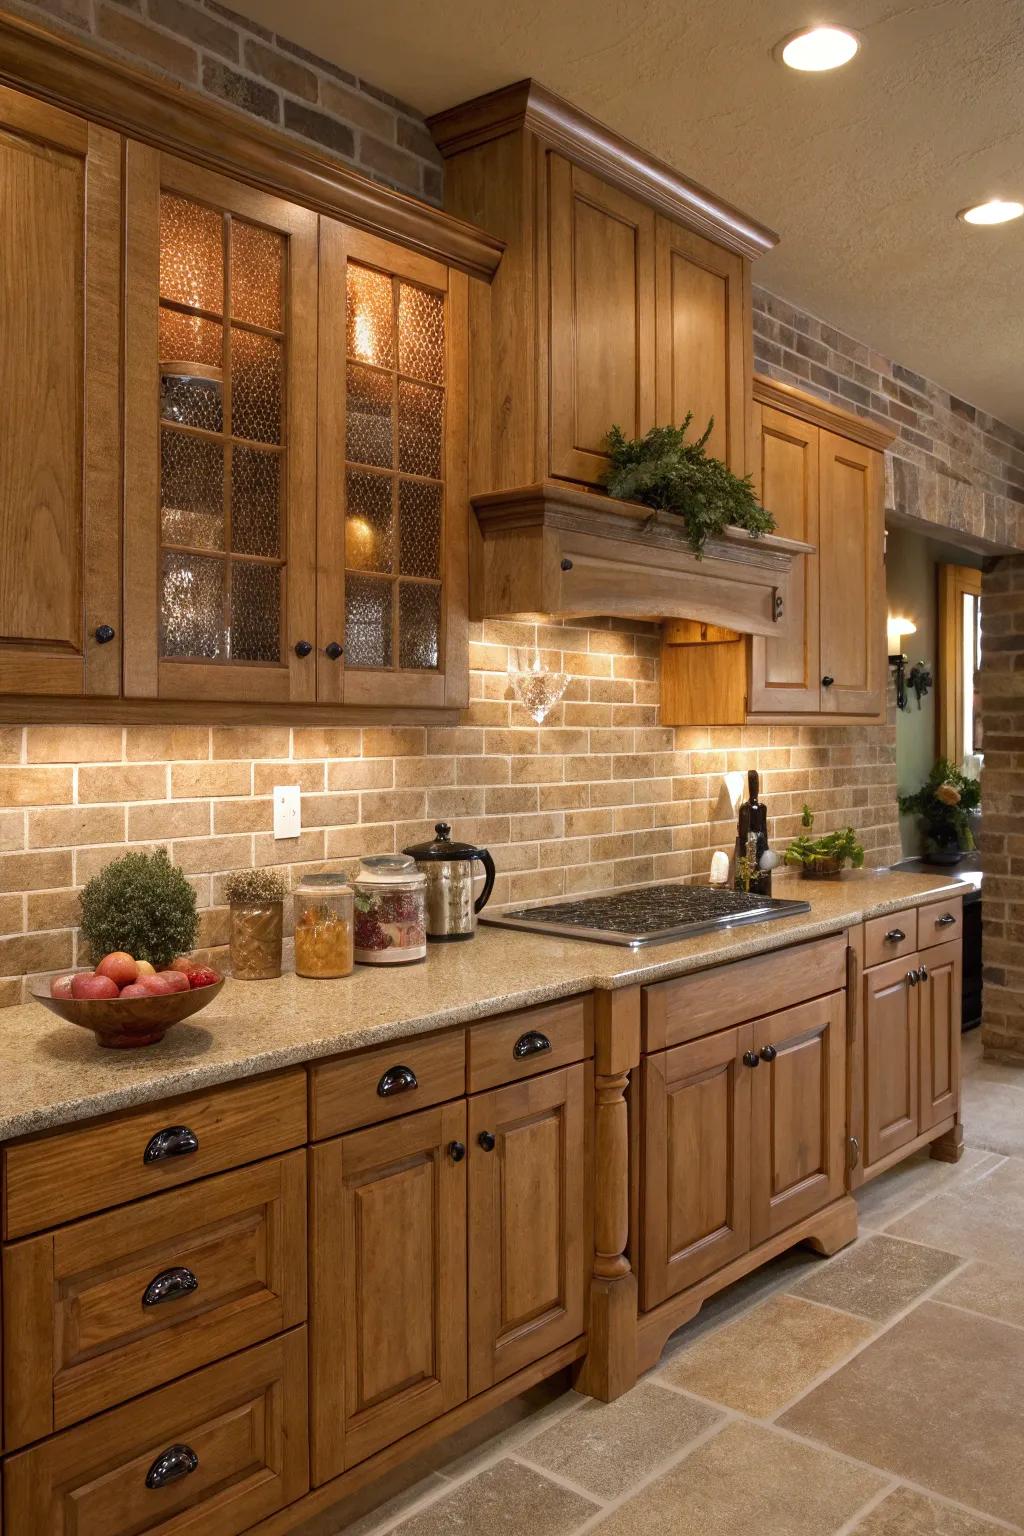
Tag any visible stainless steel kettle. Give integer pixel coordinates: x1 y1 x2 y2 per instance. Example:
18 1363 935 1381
402 822 496 941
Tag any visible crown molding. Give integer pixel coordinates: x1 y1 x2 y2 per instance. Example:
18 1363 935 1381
754 374 897 451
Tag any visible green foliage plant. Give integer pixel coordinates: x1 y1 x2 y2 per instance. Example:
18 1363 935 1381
898 759 981 853
785 804 865 875
604 413 776 557
79 849 199 969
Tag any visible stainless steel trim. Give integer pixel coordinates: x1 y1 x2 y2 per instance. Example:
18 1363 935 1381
481 897 811 948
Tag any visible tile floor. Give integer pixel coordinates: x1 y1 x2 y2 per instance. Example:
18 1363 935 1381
319 1033 1024 1536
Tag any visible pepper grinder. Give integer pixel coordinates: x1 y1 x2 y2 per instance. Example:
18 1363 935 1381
734 769 772 896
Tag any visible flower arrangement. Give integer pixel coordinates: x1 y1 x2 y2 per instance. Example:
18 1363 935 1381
898 759 981 863
224 868 288 904
784 804 865 879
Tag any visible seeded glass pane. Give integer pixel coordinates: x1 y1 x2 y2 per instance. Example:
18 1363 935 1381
160 194 223 314
231 328 282 445
160 552 225 659
347 264 394 369
160 306 223 369
161 429 224 550
398 581 441 670
231 220 284 330
398 283 444 385
345 575 392 669
230 561 281 663
398 380 443 478
398 479 442 578
346 364 393 468
346 470 393 573
231 446 281 558
160 371 224 434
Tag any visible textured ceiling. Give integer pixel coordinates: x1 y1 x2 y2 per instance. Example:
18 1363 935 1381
238 0 1024 427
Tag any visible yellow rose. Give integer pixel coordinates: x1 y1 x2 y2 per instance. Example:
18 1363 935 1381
935 782 961 806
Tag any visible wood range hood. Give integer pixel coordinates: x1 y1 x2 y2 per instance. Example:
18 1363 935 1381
472 482 813 636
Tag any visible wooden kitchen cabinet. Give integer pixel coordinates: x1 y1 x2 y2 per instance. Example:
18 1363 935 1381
0 87 121 699
862 955 920 1170
919 940 962 1133
817 427 885 714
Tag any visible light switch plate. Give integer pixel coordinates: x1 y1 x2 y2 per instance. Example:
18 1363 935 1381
273 785 301 840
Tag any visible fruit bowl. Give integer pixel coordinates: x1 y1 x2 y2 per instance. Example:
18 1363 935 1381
31 975 225 1048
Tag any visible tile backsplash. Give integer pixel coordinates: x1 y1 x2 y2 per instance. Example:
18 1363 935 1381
0 619 899 1004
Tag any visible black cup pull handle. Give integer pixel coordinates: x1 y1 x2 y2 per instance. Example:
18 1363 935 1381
377 1064 418 1098
142 1266 199 1309
143 1125 199 1164
885 928 906 943
146 1443 199 1490
936 912 957 927
513 1030 552 1060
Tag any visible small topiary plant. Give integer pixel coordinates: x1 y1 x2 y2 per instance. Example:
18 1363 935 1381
225 868 288 904
79 849 198 969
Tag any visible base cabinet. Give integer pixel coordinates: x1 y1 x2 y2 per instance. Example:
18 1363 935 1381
919 941 961 1132
863 956 921 1170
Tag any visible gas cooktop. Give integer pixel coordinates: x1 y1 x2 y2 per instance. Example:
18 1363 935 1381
481 882 811 948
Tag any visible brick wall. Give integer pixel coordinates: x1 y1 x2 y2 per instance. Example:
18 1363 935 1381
12 0 443 203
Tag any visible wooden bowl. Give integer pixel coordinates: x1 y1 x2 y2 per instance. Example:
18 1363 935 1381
31 976 225 1048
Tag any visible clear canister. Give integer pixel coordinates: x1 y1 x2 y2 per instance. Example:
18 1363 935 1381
352 855 427 964
293 873 354 978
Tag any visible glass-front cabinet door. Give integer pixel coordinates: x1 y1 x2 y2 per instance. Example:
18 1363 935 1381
124 145 317 702
318 225 468 708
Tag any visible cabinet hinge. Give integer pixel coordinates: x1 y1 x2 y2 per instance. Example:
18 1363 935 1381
846 1135 860 1171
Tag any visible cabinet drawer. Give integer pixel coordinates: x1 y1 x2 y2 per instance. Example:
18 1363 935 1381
311 1029 465 1138
467 996 592 1092
643 934 848 1051
3 1329 308 1536
918 896 963 951
2 1068 307 1239
3 1152 307 1449
864 908 918 969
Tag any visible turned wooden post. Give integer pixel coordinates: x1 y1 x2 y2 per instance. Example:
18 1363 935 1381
576 986 641 1402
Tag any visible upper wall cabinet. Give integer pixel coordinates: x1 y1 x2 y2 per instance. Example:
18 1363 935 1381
0 87 121 697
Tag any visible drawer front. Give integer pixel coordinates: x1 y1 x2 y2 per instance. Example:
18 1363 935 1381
3 1329 308 1536
467 996 592 1093
311 1029 465 1138
864 908 918 969
643 934 848 1051
918 896 964 951
3 1152 307 1448
3 1068 307 1239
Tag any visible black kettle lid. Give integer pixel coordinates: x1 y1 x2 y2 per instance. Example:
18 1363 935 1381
403 822 488 862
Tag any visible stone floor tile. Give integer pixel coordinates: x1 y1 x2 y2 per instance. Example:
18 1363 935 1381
961 1075 1024 1158
849 1486 1014 1536
384 1459 599 1536
657 1293 875 1417
657 1246 826 1358
519 1382 720 1500
932 1258 1024 1329
780 1301 1024 1527
854 1147 999 1231
788 1234 962 1321
885 1157 1024 1266
591 1419 885 1535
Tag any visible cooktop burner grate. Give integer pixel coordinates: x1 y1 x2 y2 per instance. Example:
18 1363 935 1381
481 882 811 947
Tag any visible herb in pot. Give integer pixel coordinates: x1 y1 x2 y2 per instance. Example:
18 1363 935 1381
898 759 980 863
225 868 288 981
79 849 198 970
785 804 865 879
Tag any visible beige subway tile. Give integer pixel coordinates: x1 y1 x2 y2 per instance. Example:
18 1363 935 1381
463 700 509 727
512 812 564 842
590 729 635 754
328 758 393 792
299 793 359 828
426 726 484 756
468 641 509 671
172 835 253 875
508 868 563 902
538 836 589 868
426 787 485 819
510 756 564 785
590 679 635 705
493 841 539 873
537 624 591 651
29 806 125 848
0 894 24 934
612 704 657 726
327 823 395 859
637 727 676 753
198 905 230 949
587 630 634 655
0 728 22 765
484 729 539 756
563 703 614 728
360 789 425 823
456 816 510 847
481 618 537 647
128 801 210 841
634 777 673 803
214 798 274 834
561 651 612 678
392 819 435 849
591 832 634 861
635 828 672 856
74 844 150 885
26 888 79 931
361 727 425 757
292 728 361 759
591 780 634 806
486 786 538 815
538 728 588 756
0 976 21 1007
457 756 510 786
539 783 589 811
615 805 655 832
564 860 615 893
173 761 251 798
253 829 325 867
78 764 168 803
613 654 657 681
566 809 614 838
125 725 210 761
0 811 25 852
0 930 73 976
0 766 73 807
254 761 325 794
565 755 611 782
26 725 122 763
395 756 456 788
212 726 289 760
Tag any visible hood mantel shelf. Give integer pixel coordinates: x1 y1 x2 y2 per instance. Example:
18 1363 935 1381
472 482 814 634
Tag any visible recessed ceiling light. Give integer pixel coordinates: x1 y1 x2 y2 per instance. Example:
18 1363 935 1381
777 25 861 72
958 199 1024 226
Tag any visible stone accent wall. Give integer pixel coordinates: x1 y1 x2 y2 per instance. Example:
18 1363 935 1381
12 0 443 203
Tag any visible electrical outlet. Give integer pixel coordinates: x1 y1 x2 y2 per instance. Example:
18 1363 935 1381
273 785 301 840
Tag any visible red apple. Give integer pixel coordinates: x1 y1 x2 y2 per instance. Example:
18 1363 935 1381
139 974 175 996
187 966 220 989
71 972 120 1001
135 960 156 977
157 970 190 993
169 956 194 975
50 973 77 999
118 982 151 999
95 951 139 988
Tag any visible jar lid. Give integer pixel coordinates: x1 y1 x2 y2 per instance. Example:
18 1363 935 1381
403 822 488 862
355 854 426 887
296 873 350 888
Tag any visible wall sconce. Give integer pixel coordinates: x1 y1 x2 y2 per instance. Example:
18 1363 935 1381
887 616 916 711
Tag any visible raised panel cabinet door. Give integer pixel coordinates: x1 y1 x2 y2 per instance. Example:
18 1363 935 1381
747 406 821 715
919 939 962 1133
640 1027 752 1310
548 155 655 486
467 1064 587 1395
123 143 317 703
654 218 749 471
318 223 469 708
863 956 920 1170
309 1101 467 1483
0 87 120 697
818 429 885 715
750 993 846 1245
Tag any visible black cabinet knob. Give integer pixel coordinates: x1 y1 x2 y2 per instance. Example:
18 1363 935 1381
742 1050 760 1068
513 1030 552 1059
906 969 919 987
478 1130 496 1152
143 1125 199 1164
294 640 313 657
560 557 573 572
760 1044 777 1063
95 624 116 644
917 964 929 983
142 1266 199 1308
377 1064 417 1098
448 1140 466 1163
821 674 835 687
146 1444 198 1490
325 641 343 660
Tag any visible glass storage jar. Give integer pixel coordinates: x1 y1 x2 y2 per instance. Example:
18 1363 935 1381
293 874 354 979
352 855 427 965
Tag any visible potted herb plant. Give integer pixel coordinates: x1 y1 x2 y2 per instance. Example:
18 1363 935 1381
785 804 865 879
898 759 980 865
225 868 287 980
604 413 775 557
80 849 198 968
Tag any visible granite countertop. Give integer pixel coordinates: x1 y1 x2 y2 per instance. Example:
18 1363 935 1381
0 869 970 1143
